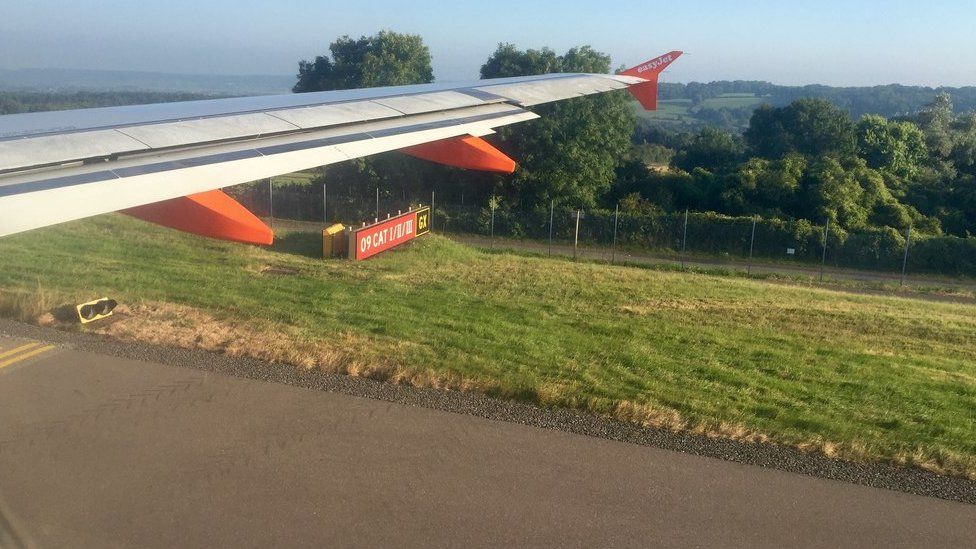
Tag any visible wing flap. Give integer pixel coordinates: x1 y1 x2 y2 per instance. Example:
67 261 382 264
372 90 485 115
116 113 299 149
266 100 404 129
0 130 150 173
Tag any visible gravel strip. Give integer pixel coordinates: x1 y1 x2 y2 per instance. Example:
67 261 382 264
2 318 974 505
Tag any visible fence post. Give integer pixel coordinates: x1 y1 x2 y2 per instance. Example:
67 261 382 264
611 203 619 265
548 200 554 256
573 209 581 260
681 208 689 268
490 199 496 249
901 225 912 286
820 218 830 282
430 190 435 232
748 216 757 275
268 178 274 231
322 181 327 224
375 187 379 219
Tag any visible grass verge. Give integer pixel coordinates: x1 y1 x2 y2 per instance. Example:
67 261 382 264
1 215 975 479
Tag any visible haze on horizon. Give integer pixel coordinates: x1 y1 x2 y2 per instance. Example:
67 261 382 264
2 0 975 88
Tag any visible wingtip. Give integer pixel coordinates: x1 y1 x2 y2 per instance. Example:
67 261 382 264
621 51 683 79
617 50 683 111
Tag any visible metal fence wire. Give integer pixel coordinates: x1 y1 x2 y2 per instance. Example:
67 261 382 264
230 181 976 284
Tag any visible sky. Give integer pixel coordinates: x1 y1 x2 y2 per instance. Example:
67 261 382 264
2 0 976 87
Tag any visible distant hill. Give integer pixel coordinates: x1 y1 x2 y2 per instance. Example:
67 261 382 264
0 68 294 95
6 69 976 135
643 81 976 133
0 90 227 115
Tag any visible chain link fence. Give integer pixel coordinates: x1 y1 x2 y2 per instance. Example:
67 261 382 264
228 180 976 287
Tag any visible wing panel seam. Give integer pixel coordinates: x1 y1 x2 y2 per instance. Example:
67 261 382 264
0 108 526 198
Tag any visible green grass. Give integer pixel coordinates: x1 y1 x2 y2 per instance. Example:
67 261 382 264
701 94 765 109
637 99 696 123
2 215 976 477
271 170 318 186
635 94 767 127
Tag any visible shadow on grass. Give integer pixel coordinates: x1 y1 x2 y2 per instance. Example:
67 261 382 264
271 231 322 258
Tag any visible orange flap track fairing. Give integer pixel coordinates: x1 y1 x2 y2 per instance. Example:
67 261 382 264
403 135 516 173
122 189 274 245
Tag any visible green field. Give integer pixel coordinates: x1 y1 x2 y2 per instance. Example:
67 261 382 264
271 170 318 186
636 99 696 123
636 94 768 129
1 215 975 478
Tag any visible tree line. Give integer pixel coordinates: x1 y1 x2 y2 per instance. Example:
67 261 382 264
290 31 976 240
281 31 976 274
0 91 216 115
622 93 976 238
659 81 976 120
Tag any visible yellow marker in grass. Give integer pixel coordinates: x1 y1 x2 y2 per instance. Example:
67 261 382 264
76 297 118 324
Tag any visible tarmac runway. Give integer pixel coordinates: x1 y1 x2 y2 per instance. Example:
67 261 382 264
0 331 974 548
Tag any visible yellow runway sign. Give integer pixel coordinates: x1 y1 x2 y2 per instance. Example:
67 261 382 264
0 342 54 370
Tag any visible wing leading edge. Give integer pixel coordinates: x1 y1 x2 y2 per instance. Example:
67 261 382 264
0 51 680 243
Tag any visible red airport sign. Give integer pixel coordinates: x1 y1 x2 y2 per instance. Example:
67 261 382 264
351 207 430 260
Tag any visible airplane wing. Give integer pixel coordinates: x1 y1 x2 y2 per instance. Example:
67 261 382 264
0 51 681 245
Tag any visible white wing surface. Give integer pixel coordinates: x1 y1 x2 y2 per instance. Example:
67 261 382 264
0 51 681 243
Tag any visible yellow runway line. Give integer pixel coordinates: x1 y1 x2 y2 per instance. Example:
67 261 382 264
0 344 55 369
0 342 40 360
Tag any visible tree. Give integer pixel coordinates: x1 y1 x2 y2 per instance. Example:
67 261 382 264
672 127 743 173
293 31 437 213
855 115 927 179
294 30 433 92
733 153 806 216
948 114 976 177
479 44 559 78
742 104 791 158
802 157 868 228
746 99 856 159
480 44 635 208
915 91 955 157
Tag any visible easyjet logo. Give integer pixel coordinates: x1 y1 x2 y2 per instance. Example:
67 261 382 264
636 54 674 74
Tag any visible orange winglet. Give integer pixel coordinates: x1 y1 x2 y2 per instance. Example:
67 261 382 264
122 189 274 245
402 135 516 174
620 51 683 111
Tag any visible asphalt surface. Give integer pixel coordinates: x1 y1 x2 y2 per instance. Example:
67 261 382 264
0 327 975 548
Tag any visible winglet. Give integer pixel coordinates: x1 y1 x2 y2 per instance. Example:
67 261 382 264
621 51 683 79
619 51 683 111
